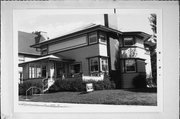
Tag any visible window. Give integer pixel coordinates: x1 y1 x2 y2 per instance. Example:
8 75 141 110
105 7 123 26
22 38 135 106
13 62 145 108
124 37 134 46
125 59 136 72
36 66 41 78
42 66 46 78
88 32 97 44
29 67 32 78
99 32 107 43
71 63 81 74
32 67 35 78
90 57 99 72
101 58 108 72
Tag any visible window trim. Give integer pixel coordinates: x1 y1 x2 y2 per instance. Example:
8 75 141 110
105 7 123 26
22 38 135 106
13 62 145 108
89 57 99 73
100 57 108 73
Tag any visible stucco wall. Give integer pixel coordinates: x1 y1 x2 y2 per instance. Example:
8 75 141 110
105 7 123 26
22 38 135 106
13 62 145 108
49 35 87 54
121 73 139 88
136 59 146 72
56 44 102 75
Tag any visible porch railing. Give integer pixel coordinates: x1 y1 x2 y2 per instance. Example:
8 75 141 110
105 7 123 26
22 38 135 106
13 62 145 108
25 86 42 100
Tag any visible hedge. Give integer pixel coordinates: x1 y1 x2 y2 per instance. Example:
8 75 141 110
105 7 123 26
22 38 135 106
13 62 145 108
48 76 115 93
19 79 43 95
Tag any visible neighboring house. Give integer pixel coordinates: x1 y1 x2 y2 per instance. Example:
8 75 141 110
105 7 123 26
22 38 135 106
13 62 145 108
18 15 154 88
18 31 45 83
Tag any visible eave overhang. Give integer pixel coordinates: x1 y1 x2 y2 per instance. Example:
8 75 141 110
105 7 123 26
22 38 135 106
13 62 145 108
30 25 123 48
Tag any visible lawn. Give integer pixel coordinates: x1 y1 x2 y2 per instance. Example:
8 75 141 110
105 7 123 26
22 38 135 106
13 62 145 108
19 89 157 106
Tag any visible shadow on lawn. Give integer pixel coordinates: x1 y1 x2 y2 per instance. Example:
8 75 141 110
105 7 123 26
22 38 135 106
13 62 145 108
124 88 157 93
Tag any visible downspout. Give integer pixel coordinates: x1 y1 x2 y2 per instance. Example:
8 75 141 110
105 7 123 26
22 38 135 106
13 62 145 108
104 14 112 74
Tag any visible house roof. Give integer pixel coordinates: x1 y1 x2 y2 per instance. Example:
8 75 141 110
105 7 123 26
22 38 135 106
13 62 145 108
30 24 152 48
31 24 123 48
19 54 75 66
18 31 41 56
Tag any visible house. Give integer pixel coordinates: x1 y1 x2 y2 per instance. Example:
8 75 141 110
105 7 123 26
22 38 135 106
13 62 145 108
18 31 47 83
19 15 153 88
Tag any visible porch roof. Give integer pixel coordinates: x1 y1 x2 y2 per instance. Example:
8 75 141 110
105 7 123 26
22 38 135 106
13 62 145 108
19 54 75 66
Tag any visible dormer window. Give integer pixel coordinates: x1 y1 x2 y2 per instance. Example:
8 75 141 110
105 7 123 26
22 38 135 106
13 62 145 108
88 32 98 44
124 37 134 46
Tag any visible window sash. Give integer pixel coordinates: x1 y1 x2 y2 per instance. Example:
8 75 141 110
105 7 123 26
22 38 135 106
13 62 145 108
125 59 136 72
71 63 81 74
89 32 98 44
99 32 107 43
90 57 99 72
101 58 108 72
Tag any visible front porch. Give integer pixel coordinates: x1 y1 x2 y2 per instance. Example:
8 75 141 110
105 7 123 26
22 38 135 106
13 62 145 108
19 54 105 83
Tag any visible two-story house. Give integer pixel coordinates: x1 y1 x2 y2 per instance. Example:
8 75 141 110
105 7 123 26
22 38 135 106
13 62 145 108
19 15 153 88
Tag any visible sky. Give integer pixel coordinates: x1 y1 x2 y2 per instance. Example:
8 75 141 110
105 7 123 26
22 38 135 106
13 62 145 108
15 10 153 39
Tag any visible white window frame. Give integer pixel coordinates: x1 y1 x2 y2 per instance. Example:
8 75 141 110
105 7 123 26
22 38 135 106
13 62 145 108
89 57 99 73
124 37 134 46
100 58 108 72
29 66 32 78
88 32 98 44
125 59 136 73
99 32 107 44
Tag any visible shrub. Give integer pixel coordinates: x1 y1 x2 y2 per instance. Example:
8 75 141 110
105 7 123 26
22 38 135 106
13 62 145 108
19 79 43 95
48 78 86 92
49 76 115 93
133 74 147 88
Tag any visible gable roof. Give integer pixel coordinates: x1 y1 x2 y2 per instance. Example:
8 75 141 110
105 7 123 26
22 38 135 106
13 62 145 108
18 31 41 56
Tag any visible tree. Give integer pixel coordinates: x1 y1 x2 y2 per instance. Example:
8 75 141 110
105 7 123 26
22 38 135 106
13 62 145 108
32 31 42 44
148 14 157 85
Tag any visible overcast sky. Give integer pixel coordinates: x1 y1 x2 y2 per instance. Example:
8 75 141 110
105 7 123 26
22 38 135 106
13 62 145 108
15 10 153 39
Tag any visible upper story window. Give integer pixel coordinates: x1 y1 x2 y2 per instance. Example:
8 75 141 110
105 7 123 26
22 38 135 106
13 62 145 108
88 32 98 44
124 37 135 46
125 59 136 72
99 32 107 44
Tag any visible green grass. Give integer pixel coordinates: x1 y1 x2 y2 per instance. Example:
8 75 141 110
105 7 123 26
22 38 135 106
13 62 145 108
19 89 157 106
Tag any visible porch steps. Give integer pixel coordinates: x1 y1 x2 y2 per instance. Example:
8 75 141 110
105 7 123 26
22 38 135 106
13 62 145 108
42 78 55 93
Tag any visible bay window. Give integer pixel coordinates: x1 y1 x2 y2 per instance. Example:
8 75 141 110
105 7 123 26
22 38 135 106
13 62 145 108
101 58 108 72
89 57 109 75
89 57 99 73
